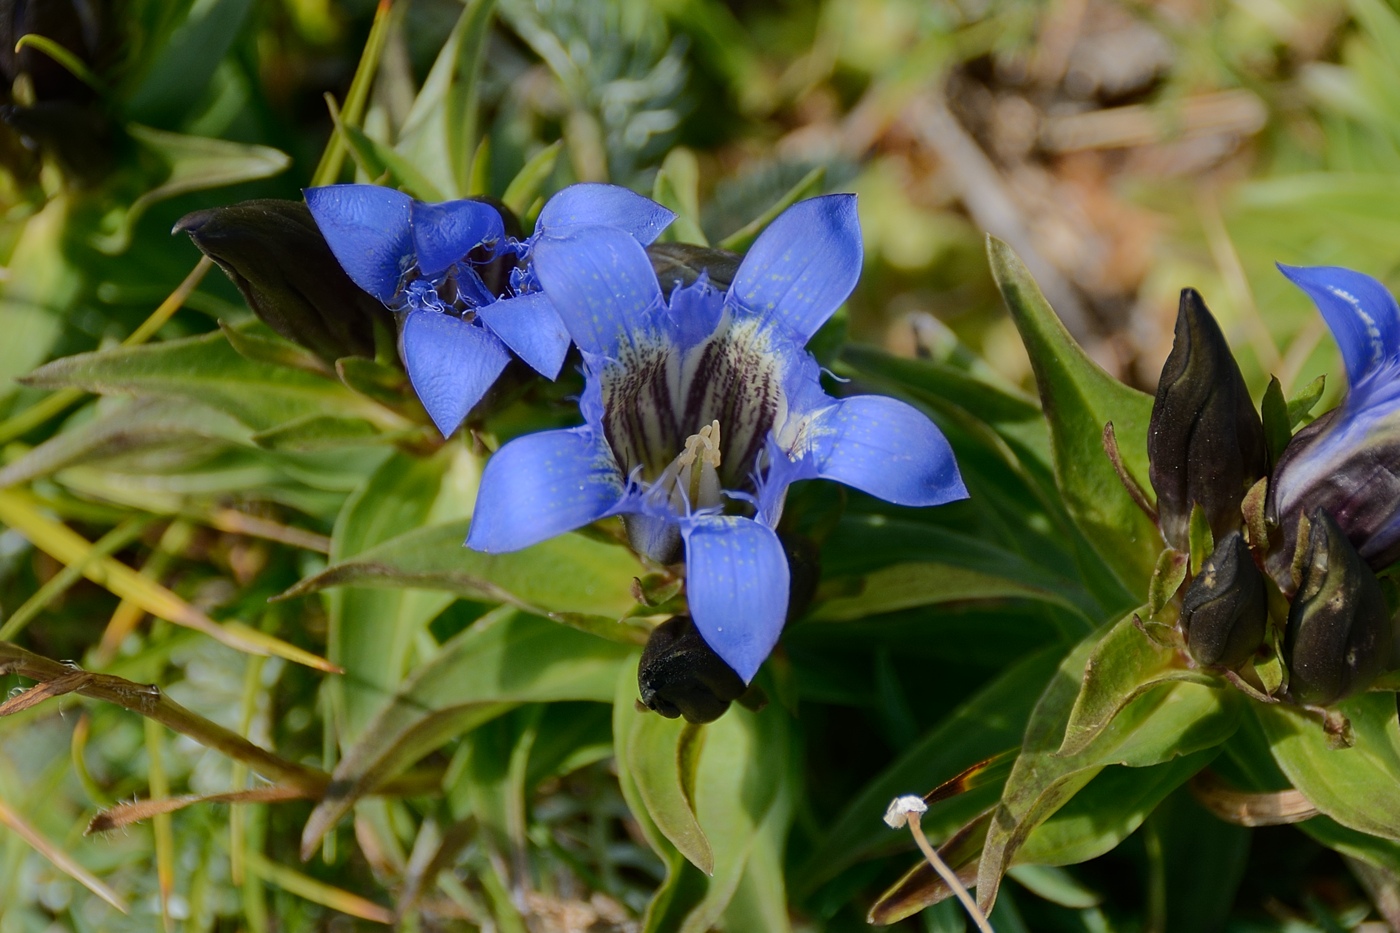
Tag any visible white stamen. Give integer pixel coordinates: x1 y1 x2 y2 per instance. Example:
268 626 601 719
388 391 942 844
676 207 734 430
657 421 725 514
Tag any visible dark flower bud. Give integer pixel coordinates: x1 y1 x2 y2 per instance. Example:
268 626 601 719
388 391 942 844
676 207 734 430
647 242 742 293
1179 531 1267 669
0 102 121 186
0 0 114 105
1285 509 1396 706
175 200 391 363
1148 289 1269 550
638 615 748 724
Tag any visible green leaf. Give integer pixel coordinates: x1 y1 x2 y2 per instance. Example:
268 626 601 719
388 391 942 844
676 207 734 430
502 141 562 217
250 415 384 452
336 117 447 203
124 0 253 123
798 647 1062 892
279 519 647 642
717 166 825 252
653 148 709 245
300 608 633 855
1287 374 1327 428
1188 503 1214 577
1005 865 1101 909
218 321 333 377
625 712 712 874
987 236 1159 592
395 0 498 199
0 397 249 488
1261 376 1292 465
1146 548 1188 618
1257 694 1400 841
96 126 291 254
813 561 1088 622
21 330 379 432
673 701 791 933
1057 611 1215 758
324 449 462 741
1017 750 1217 867
975 619 1237 913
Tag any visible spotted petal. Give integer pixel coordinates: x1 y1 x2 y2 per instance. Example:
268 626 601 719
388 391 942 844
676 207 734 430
465 427 624 553
477 292 571 379
1279 264 1400 399
304 185 413 302
533 224 663 358
682 515 789 684
729 194 862 343
794 395 968 507
537 183 675 245
402 310 511 437
411 199 506 277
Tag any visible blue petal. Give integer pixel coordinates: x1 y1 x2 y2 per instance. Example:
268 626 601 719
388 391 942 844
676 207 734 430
533 224 663 357
796 394 968 507
305 185 413 302
465 427 624 553
1279 264 1400 393
411 199 506 278
682 516 789 684
402 310 512 437
728 194 862 343
477 292 571 380
536 183 675 245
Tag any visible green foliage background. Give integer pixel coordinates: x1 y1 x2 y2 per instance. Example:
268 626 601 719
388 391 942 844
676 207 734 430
4 1 1400 931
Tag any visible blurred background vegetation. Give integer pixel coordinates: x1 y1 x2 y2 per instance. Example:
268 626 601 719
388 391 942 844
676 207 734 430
5 0 1400 930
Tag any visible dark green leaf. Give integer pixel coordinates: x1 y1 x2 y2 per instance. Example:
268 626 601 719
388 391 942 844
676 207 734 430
987 236 1158 592
1261 376 1292 465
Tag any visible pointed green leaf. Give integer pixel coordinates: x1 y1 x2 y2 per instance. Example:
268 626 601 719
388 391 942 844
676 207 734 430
1287 374 1327 428
987 236 1158 591
626 713 713 874
21 330 378 432
1261 376 1292 464
502 141 562 217
279 518 646 641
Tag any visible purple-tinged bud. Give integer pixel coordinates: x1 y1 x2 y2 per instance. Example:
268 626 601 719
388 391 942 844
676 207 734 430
1148 289 1268 550
1265 265 1400 587
175 199 391 364
1180 531 1268 670
1285 509 1395 707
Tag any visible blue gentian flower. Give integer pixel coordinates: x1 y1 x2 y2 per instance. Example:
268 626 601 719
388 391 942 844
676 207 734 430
464 195 968 682
304 183 675 437
1266 265 1400 585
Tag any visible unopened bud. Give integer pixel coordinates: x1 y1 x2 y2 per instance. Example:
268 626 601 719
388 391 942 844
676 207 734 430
638 615 747 724
1285 509 1395 706
1148 289 1268 550
1180 531 1268 669
175 200 391 363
